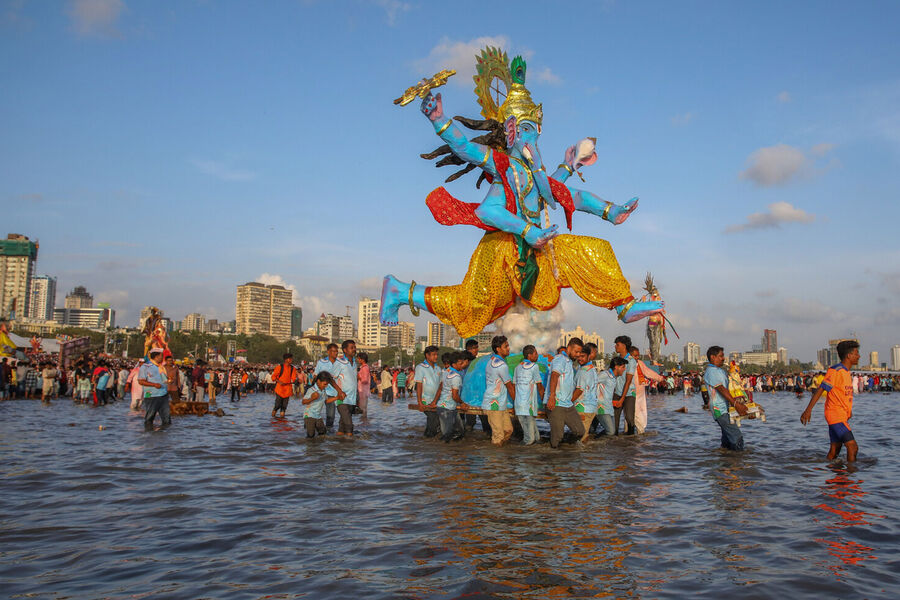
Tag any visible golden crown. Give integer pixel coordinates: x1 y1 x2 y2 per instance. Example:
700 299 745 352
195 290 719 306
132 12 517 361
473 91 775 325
474 48 542 126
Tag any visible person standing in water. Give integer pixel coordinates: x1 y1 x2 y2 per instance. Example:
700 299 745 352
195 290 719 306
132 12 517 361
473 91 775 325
800 340 861 462
703 346 749 451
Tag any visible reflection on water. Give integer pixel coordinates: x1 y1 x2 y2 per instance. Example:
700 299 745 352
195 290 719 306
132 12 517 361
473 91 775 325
813 465 883 578
0 391 898 599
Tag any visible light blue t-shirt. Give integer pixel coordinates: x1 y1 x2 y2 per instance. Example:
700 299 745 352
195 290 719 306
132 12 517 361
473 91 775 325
596 369 617 415
513 360 541 416
314 357 341 397
574 363 599 414
437 367 462 409
614 354 638 397
97 371 110 391
139 362 167 398
334 355 358 406
482 354 511 411
302 385 330 419
414 361 441 405
703 364 730 418
545 350 576 408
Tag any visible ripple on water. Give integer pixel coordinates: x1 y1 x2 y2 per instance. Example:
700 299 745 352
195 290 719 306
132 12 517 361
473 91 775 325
1 391 899 599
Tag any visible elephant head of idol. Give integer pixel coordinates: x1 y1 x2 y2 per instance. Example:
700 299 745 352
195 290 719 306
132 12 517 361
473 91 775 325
500 57 554 202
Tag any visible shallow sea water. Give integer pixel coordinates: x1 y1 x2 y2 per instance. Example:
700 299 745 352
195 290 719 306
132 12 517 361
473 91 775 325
1 390 898 599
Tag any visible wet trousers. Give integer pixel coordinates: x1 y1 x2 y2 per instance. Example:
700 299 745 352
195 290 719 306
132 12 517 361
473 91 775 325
614 396 636 435
549 405 585 448
337 403 354 434
143 394 171 427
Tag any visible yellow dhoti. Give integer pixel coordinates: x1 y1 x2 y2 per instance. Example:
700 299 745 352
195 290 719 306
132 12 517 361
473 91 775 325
425 231 634 337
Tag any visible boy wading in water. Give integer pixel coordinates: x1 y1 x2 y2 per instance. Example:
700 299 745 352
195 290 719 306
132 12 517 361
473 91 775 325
272 353 299 418
801 340 860 462
302 372 338 438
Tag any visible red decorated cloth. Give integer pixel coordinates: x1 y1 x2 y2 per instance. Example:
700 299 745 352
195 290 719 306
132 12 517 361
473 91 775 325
425 149 575 231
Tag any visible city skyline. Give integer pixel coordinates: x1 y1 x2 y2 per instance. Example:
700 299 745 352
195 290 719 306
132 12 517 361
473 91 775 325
3 2 899 361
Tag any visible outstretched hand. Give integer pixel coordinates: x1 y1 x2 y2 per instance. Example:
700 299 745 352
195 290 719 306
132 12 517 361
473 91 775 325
420 92 443 122
525 223 559 248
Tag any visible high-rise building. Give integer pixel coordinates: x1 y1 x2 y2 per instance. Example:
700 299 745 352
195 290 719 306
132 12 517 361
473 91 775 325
869 351 879 368
291 306 303 337
313 313 354 343
387 321 416 352
892 345 900 371
762 329 777 353
427 321 451 347
558 326 604 353
777 347 788 364
27 275 56 321
235 282 293 341
53 307 115 329
358 297 386 347
182 313 206 332
206 319 219 333
819 338 859 367
0 233 39 320
65 285 93 309
684 342 700 364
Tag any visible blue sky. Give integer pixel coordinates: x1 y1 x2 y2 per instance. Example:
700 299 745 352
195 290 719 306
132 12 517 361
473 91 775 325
2 0 899 363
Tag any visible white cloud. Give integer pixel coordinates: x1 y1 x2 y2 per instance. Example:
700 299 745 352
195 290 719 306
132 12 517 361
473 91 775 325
373 0 410 26
739 144 808 186
414 35 511 82
809 142 835 157
739 143 837 186
68 0 124 37
191 158 256 182
724 201 815 233
777 91 792 103
357 276 383 291
670 112 694 126
533 66 562 85
299 293 337 319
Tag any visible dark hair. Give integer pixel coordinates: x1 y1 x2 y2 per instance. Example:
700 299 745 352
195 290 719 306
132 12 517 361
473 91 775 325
557 346 565 354
491 335 507 353
341 339 355 351
421 116 506 187
609 356 627 369
614 335 632 348
522 344 536 358
314 371 336 386
465 338 479 350
282 352 293 360
837 340 859 361
424 345 439 355
441 352 452 366
629 346 640 355
358 352 368 363
326 343 338 351
706 345 724 361
452 351 469 364
585 342 598 355
567 337 584 351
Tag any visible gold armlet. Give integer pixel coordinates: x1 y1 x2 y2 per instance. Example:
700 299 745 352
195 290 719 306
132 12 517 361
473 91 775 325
521 223 534 239
602 202 613 222
558 163 574 175
617 298 637 321
408 280 421 317
436 120 452 135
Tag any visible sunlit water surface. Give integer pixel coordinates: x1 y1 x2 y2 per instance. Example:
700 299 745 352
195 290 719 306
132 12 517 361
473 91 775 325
1 390 898 599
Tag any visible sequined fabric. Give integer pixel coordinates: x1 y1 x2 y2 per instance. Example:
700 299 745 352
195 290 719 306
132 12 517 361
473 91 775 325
426 232 633 337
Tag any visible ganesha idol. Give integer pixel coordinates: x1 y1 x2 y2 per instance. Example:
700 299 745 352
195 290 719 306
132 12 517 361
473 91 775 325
380 47 664 337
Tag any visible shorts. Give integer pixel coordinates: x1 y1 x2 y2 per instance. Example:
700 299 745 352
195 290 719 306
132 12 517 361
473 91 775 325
828 422 855 444
274 394 290 412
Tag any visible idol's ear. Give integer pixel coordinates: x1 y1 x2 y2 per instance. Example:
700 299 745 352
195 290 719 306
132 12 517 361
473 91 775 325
504 116 517 148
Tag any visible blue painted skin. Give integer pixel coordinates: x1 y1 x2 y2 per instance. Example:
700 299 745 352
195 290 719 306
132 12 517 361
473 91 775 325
380 91 664 326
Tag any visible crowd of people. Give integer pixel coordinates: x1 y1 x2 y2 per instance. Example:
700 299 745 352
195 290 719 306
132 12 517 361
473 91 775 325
0 333 892 462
